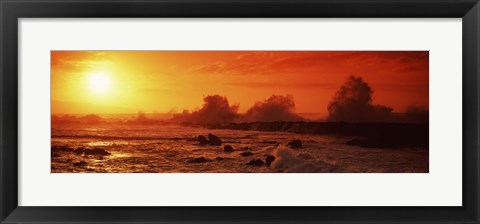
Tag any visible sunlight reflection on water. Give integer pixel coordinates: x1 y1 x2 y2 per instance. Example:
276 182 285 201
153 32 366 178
51 124 429 173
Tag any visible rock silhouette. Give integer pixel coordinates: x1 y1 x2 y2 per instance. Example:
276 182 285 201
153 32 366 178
73 161 87 166
51 146 73 152
197 135 209 145
287 140 302 149
187 157 209 163
197 134 223 146
224 145 234 152
240 152 254 157
84 148 110 156
265 155 275 166
247 159 265 166
73 148 84 155
208 133 222 145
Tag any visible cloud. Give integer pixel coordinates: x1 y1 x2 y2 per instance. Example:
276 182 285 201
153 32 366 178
51 51 112 72
223 82 335 89
189 51 429 76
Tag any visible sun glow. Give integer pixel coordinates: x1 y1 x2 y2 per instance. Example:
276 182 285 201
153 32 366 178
88 72 111 93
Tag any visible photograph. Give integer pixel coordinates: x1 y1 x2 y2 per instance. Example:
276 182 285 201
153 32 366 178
51 51 429 173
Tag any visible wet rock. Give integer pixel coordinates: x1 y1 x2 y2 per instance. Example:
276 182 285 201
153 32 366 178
208 133 222 145
297 153 314 160
287 140 302 149
246 159 265 166
240 152 254 157
73 161 87 166
84 148 111 156
224 145 234 152
197 135 209 145
186 157 209 163
262 140 278 144
51 146 73 152
73 148 85 155
265 155 275 166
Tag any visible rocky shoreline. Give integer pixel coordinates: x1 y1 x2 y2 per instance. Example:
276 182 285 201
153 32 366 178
208 121 428 149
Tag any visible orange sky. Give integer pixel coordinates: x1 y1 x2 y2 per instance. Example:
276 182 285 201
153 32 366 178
51 51 428 115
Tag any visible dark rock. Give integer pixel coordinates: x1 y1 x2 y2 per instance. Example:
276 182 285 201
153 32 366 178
246 159 265 166
224 145 234 152
242 147 251 150
73 148 85 155
217 122 429 149
261 140 278 144
84 148 111 156
73 161 87 166
265 155 275 166
52 146 72 152
197 135 209 145
240 152 254 157
297 153 314 160
287 140 302 149
186 157 209 163
52 153 61 158
215 157 225 160
208 133 222 145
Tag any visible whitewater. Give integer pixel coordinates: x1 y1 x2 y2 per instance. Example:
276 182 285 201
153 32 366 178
51 124 428 173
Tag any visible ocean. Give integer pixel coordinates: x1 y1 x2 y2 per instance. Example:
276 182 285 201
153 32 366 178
51 124 428 173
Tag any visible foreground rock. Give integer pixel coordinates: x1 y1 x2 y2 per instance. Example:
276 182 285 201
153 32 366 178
51 146 73 152
73 148 84 155
208 133 222 145
240 152 254 157
186 157 209 163
224 145 234 152
73 161 87 166
265 155 275 166
287 140 302 149
197 135 209 145
247 159 265 166
84 148 111 156
214 122 429 149
197 133 223 146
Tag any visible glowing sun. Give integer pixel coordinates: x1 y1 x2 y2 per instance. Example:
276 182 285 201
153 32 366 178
88 72 111 93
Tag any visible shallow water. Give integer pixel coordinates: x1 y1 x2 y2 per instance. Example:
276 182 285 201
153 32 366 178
51 124 428 173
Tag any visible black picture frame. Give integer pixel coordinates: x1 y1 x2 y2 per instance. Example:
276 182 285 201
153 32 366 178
1 0 479 223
